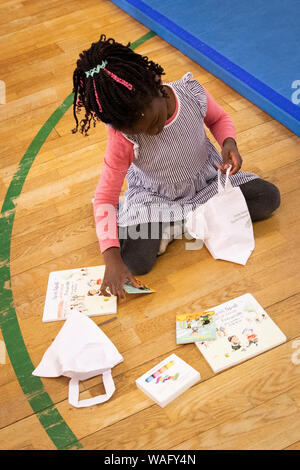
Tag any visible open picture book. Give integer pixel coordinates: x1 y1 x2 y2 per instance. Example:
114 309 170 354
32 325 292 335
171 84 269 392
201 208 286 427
43 265 117 322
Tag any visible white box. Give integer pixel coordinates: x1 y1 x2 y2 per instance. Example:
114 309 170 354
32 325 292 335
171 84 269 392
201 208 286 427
136 354 200 408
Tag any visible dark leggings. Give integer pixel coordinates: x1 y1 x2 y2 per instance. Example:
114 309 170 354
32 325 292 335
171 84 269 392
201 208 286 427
119 178 280 275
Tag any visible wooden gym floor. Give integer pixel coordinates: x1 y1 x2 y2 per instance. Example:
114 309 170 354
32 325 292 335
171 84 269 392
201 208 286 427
0 0 299 450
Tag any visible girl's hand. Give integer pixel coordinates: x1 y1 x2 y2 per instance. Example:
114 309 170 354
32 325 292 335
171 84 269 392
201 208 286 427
217 137 243 176
101 247 140 300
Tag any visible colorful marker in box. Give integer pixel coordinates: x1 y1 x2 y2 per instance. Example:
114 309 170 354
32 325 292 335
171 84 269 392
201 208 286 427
145 360 175 383
155 372 180 384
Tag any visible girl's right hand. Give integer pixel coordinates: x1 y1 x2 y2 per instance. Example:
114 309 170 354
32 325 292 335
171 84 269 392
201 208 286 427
101 247 140 299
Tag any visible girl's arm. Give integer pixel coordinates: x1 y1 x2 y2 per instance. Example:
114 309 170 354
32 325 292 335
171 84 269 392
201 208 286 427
204 89 236 146
93 126 139 298
204 89 242 175
93 126 134 253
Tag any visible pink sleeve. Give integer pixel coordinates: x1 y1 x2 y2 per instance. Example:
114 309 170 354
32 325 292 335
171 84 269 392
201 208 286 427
204 88 236 146
93 126 134 253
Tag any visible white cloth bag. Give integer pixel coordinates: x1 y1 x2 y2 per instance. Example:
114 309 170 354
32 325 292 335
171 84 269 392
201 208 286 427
32 310 123 408
186 167 255 265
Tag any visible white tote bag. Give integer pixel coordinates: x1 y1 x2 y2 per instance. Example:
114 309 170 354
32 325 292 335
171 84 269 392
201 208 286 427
32 310 123 408
186 167 255 265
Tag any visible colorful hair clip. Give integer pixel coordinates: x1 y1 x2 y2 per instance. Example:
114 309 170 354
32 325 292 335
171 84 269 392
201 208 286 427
85 60 108 78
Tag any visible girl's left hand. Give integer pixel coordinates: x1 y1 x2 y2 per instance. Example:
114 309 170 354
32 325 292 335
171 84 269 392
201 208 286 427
217 137 243 176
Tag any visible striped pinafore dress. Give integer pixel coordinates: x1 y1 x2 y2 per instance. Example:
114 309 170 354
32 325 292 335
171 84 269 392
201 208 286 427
117 72 258 228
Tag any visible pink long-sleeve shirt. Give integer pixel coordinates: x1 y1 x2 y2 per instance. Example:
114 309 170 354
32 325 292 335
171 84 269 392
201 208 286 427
94 87 236 253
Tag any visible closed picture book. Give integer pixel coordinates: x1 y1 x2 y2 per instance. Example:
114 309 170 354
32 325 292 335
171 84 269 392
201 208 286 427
136 354 200 408
43 265 117 322
176 311 216 344
196 293 286 373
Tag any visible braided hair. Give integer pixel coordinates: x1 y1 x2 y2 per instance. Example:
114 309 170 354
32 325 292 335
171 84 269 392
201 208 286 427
72 34 167 135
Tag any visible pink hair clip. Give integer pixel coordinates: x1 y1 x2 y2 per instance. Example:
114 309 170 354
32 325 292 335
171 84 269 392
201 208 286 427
93 79 102 113
103 68 133 91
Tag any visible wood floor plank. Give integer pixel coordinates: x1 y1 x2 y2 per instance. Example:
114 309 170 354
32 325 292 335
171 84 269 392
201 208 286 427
0 411 57 450
170 389 300 450
285 441 300 450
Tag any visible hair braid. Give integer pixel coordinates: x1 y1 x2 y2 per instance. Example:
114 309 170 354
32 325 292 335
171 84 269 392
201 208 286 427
72 34 167 135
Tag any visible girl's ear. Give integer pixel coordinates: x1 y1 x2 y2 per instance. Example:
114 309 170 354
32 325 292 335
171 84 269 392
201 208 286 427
154 74 161 84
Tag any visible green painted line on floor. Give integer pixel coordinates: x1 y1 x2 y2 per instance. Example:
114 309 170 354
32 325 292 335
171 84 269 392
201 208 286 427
129 30 156 49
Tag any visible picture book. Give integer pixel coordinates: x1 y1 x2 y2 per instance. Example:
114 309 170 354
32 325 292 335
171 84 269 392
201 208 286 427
176 311 217 344
43 265 117 322
195 293 286 373
123 278 155 294
136 354 200 408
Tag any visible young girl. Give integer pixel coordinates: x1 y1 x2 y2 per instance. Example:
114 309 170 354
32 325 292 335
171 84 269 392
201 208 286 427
72 34 280 299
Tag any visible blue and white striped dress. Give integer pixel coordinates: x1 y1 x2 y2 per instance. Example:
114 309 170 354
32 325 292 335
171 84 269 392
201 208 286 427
117 72 258 227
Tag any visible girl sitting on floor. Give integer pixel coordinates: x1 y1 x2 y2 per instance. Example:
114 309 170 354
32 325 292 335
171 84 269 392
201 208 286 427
72 34 280 299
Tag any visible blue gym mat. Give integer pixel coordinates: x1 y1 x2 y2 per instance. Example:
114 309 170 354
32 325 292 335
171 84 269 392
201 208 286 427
111 0 300 136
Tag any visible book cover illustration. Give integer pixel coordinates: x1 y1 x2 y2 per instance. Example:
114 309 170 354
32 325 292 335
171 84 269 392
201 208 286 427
196 293 286 373
123 278 155 294
176 311 217 344
43 265 117 322
136 353 200 408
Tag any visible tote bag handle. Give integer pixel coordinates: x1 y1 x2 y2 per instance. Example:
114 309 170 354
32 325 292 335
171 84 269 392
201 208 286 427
68 370 115 408
217 166 233 193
